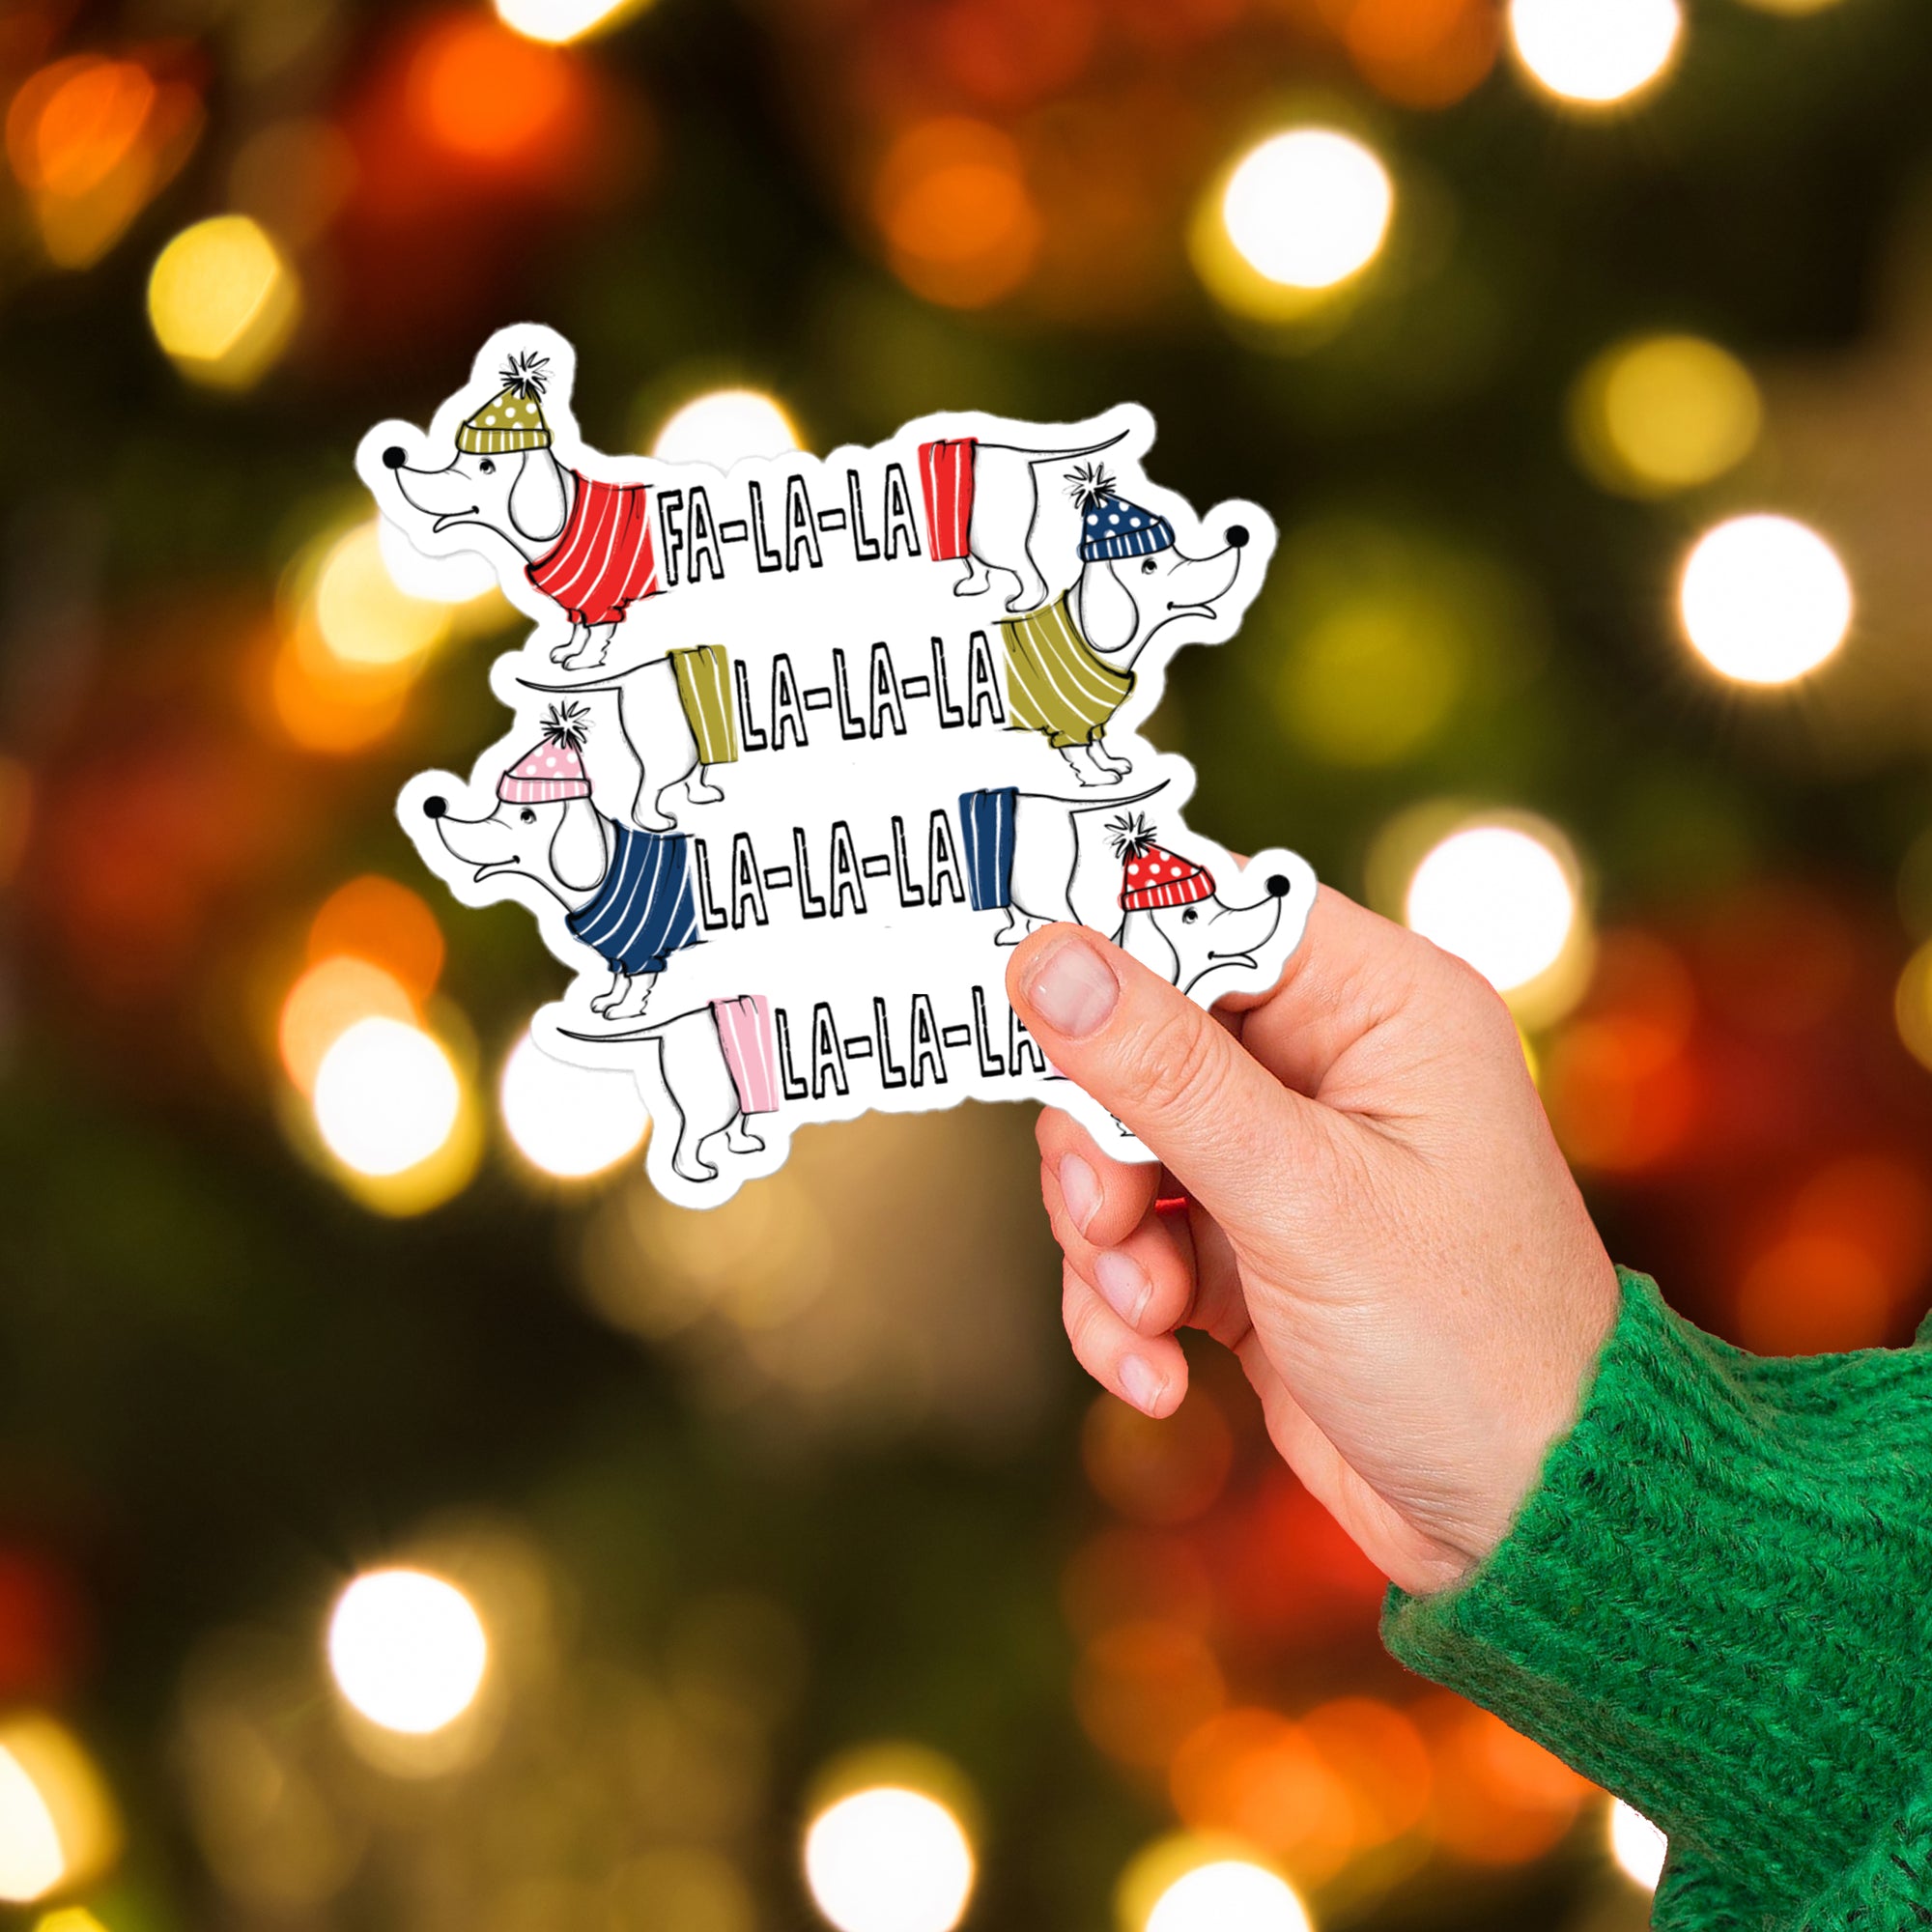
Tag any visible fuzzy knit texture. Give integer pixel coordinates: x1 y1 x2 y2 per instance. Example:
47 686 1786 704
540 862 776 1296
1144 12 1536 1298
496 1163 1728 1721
1382 1270 1932 1927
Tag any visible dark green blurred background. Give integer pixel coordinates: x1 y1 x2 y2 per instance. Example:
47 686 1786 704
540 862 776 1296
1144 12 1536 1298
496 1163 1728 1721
4 0 1932 1925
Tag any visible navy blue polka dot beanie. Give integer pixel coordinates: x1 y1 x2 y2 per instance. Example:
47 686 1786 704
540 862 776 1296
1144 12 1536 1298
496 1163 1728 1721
1068 463 1174 562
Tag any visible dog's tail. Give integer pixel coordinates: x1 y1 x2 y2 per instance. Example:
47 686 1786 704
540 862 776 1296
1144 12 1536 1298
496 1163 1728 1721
516 663 666 696
560 1025 664 1044
1027 779 1171 812
976 428 1130 464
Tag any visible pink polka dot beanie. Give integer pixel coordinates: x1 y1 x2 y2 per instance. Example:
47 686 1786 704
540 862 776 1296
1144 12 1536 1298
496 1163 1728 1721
1111 813 1214 910
458 350 554 455
498 702 591 804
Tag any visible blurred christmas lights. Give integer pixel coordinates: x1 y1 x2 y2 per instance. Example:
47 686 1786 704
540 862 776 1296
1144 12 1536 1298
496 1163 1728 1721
1146 1859 1311 1932
1569 334 1762 497
35 1912 110 1932
312 523 451 668
1608 1798 1667 1888
311 1016 462 1178
803 1786 975 1932
1508 0 1682 106
408 21 582 167
871 118 1041 309
327 1570 488 1736
1678 515 1852 685
496 0 647 43
1220 130 1392 292
0 1719 118 1906
308 876 444 1002
146 214 299 389
652 390 802 468
1405 819 1581 997
500 1032 649 1179
279 956 417 1094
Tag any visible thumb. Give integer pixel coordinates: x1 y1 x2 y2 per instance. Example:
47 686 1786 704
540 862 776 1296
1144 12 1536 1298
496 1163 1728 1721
1007 923 1328 1235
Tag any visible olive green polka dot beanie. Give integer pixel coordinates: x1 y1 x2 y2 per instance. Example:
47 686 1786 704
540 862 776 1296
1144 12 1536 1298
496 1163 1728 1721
457 350 553 454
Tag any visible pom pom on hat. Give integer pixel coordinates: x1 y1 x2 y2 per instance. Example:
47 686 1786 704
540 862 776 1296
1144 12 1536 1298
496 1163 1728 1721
458 350 554 455
497 703 591 802
1111 813 1214 910
1070 463 1175 564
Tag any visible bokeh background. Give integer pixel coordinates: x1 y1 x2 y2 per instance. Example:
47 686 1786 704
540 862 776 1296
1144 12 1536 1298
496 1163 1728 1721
2 0 1929 1925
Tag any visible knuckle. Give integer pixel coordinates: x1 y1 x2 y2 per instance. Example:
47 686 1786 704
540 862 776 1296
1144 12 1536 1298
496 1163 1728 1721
1121 1003 1225 1123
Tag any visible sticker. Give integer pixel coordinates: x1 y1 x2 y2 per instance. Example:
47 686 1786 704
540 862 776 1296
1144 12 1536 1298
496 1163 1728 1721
357 326 1315 1208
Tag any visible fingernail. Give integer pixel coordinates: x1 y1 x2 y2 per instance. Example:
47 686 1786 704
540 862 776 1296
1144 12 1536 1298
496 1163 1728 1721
1059 1153 1100 1235
1026 937 1119 1038
1094 1249 1150 1327
1119 1354 1165 1416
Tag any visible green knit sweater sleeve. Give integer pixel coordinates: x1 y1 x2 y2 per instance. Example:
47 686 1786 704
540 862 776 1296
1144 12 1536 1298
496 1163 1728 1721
1381 1270 1932 1928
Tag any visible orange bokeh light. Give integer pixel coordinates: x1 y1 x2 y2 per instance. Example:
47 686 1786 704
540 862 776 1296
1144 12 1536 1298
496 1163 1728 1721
1302 1697 1432 1847
279 956 417 1094
309 875 445 1002
1341 0 1500 107
872 117 1041 308
1170 1708 1354 1879
270 628 412 754
1081 1388 1235 1526
928 0 1100 107
409 19 581 164
1415 1692 1591 1865
1073 1619 1225 1768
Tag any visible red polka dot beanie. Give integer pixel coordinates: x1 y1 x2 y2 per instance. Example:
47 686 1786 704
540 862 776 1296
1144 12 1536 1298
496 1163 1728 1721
1112 813 1214 910
1068 462 1175 563
499 703 591 803
458 350 554 456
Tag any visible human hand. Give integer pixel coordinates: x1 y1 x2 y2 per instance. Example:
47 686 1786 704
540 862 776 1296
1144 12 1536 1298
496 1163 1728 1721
1006 886 1621 1597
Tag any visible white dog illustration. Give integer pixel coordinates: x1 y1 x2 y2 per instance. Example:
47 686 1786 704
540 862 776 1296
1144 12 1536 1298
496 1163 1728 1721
421 708 701 1024
379 352 661 672
996 469 1248 787
958 781 1169 945
1107 817 1293 995
565 997 777 1185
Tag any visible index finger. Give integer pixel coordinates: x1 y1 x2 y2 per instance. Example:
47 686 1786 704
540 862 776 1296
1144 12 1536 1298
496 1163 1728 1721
1036 1105 1164 1248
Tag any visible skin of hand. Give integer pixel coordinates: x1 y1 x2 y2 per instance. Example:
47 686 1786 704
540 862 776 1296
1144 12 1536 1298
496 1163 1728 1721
1006 885 1622 1598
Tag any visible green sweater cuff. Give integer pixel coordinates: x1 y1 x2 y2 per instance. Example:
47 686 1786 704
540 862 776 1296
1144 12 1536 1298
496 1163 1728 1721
1382 1269 1932 1920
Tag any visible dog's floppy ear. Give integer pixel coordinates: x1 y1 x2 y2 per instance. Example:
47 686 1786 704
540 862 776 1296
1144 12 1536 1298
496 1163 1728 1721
1080 560 1140 655
1112 910 1179 986
550 799 609 894
508 450 569 545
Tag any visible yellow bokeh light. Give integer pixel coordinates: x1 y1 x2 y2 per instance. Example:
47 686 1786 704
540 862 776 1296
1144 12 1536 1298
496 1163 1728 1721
652 389 802 469
500 1033 650 1179
1608 1798 1668 1889
803 1787 975 1932
1570 334 1761 497
1508 0 1682 106
36 1911 111 1932
312 1016 461 1179
496 0 648 43
1736 0 1842 12
1406 818 1580 995
312 522 451 668
327 1569 488 1736
279 955 416 1095
147 214 299 388
0 1719 118 1907
1220 129 1392 292
1678 514 1852 686
1146 1861 1310 1932
1893 939 1932 1075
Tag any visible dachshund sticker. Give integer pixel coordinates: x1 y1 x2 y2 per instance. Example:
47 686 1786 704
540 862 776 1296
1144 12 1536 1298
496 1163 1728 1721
368 325 1315 1208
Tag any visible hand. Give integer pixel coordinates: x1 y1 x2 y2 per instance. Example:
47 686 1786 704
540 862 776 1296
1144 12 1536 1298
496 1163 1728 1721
1006 886 1621 1597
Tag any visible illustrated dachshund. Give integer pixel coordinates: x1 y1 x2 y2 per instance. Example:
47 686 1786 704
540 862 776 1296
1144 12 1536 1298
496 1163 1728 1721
996 470 1248 787
1106 817 1294 997
421 709 700 1024
564 997 777 1186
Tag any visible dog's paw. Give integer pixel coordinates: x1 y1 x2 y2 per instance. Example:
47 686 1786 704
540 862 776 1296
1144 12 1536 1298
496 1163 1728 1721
561 646 610 672
685 780 724 804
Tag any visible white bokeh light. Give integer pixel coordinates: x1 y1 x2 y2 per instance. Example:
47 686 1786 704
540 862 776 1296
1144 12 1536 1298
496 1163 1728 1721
327 1569 488 1736
496 0 637 42
1609 1799 1668 1889
1146 1861 1311 1932
500 1032 649 1179
653 389 801 469
804 1787 975 1932
1509 0 1682 105
1220 129 1393 290
313 1017 461 1178
1406 822 1578 993
1678 514 1852 685
0 1747 63 1904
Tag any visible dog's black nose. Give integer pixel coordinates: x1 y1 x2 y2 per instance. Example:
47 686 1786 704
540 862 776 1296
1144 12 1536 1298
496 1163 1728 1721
383 445 408 470
424 795 446 820
1226 525 1249 550
1266 872 1291 898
